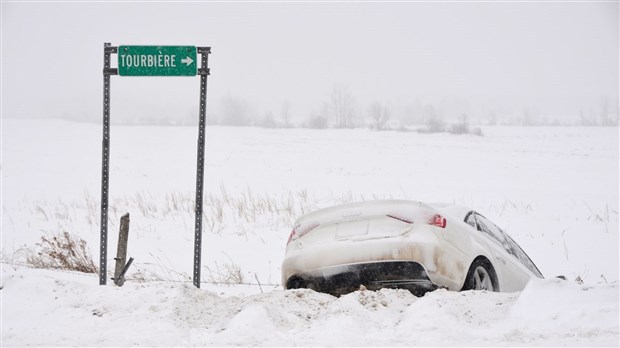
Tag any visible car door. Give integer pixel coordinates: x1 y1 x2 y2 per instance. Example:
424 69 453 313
474 214 532 292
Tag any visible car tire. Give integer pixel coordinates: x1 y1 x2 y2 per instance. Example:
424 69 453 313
462 258 498 292
286 276 305 290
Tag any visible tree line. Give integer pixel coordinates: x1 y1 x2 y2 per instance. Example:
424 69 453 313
101 85 618 129
209 86 618 131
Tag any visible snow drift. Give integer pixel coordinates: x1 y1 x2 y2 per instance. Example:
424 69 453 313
1 267 617 346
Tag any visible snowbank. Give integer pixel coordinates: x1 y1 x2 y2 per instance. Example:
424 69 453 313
2 267 617 346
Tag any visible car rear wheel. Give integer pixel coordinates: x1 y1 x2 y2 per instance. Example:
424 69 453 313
462 258 498 292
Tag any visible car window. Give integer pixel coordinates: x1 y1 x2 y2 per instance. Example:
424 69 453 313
464 212 477 229
504 234 544 278
476 213 544 278
475 214 505 245
476 214 518 256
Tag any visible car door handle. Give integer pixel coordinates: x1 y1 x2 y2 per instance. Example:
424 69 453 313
495 256 507 265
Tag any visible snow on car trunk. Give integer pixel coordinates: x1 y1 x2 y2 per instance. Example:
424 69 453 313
287 200 442 245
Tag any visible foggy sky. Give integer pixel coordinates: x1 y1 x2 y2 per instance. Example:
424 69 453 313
2 2 618 124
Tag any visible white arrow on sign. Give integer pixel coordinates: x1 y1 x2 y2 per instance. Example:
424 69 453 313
181 57 194 66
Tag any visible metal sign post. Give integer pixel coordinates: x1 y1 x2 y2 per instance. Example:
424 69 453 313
193 47 211 288
99 43 210 288
100 43 118 285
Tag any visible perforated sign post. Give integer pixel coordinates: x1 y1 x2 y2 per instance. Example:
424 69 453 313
100 43 210 288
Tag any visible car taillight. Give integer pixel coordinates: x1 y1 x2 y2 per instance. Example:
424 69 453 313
286 228 297 245
387 213 447 228
430 214 447 228
286 223 319 245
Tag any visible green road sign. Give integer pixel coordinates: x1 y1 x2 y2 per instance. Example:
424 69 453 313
118 45 197 76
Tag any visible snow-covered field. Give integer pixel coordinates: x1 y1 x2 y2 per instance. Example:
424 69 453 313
2 119 619 346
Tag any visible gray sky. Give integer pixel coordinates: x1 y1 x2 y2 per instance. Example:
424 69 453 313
2 1 618 123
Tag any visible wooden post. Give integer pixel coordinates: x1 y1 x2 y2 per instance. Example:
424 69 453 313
113 213 130 286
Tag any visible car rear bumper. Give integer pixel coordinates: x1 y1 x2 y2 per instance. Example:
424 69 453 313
284 261 439 296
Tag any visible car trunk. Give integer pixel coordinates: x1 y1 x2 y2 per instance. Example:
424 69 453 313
288 200 442 246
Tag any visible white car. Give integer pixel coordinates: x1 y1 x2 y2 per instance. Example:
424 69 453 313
282 200 543 296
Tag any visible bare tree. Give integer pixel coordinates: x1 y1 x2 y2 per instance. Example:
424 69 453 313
280 100 291 128
580 109 596 126
449 113 470 134
260 110 277 128
416 104 445 133
221 95 251 126
598 98 619 127
329 84 356 128
487 111 498 126
368 102 390 131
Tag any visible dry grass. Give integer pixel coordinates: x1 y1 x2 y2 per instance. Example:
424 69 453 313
26 231 98 274
204 258 245 284
4 186 618 286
